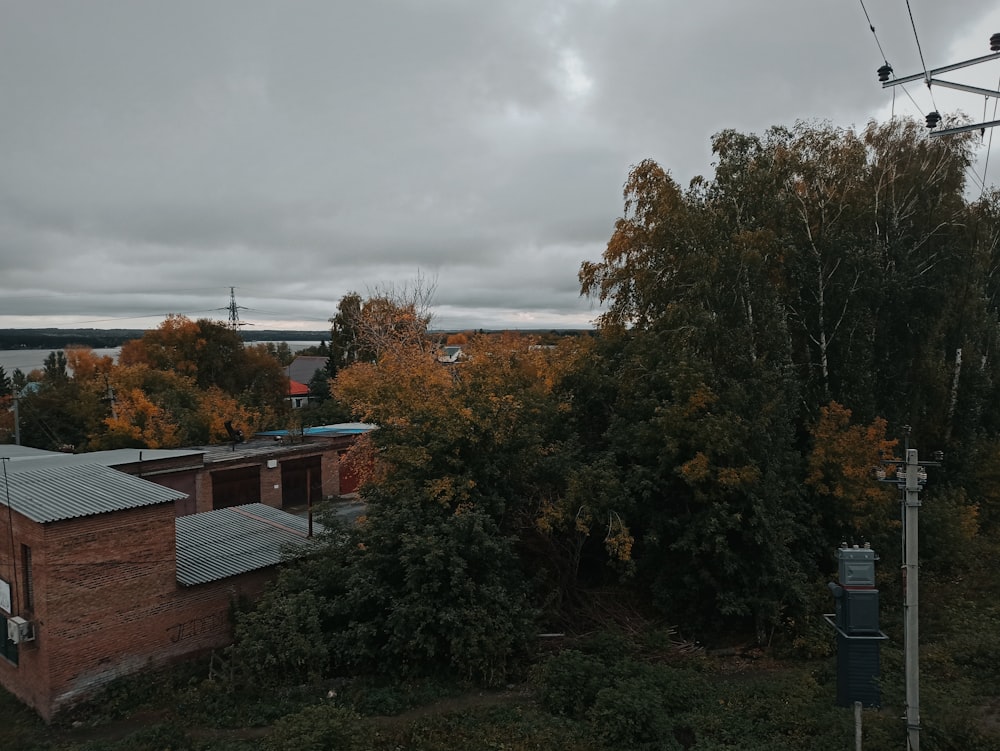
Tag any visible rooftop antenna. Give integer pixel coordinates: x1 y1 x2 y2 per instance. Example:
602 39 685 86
224 420 245 452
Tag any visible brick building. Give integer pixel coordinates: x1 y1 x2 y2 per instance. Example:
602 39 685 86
0 459 320 721
3 422 373 517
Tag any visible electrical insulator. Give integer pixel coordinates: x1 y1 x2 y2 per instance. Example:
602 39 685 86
877 64 893 82
926 111 941 129
991 33 1000 52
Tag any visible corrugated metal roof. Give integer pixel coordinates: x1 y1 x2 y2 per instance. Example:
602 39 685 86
0 445 60 460
175 503 321 586
0 462 187 523
1 448 204 470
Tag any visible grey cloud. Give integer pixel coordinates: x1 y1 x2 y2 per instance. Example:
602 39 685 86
1 1 997 331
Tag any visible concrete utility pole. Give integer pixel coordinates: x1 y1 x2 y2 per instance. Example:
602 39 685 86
901 448 921 751
877 437 938 751
12 391 20 446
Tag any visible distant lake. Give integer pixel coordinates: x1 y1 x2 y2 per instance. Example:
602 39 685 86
0 342 322 376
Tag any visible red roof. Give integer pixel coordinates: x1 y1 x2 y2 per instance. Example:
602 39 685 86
287 379 310 397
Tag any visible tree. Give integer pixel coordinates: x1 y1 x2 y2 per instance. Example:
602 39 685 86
0 365 11 398
0 366 12 443
805 401 898 552
576 118 1000 635
580 149 815 633
118 316 287 429
329 292 366 373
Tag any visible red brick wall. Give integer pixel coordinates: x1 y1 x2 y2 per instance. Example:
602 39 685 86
0 504 274 721
194 470 211 514
260 460 282 509
322 451 340 498
0 502 49 718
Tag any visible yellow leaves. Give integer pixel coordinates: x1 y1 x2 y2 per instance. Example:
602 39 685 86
198 387 262 444
717 465 761 489
533 498 634 566
425 476 476 507
604 512 634 563
534 497 565 535
334 345 454 426
104 387 180 448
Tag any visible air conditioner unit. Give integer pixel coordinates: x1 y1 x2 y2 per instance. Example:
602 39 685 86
6 616 34 644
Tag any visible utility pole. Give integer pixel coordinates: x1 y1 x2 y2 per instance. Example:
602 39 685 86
12 391 20 446
878 34 1000 137
879 438 939 751
901 448 922 751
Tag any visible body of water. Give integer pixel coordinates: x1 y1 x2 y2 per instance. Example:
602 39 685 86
0 348 120 375
0 342 322 376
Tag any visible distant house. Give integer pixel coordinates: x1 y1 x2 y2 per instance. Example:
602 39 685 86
283 355 330 410
287 378 310 409
285 356 330 387
437 346 464 364
0 456 320 721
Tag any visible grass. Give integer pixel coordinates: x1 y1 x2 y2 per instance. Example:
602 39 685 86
3 612 1000 750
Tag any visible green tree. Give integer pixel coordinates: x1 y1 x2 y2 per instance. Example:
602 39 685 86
581 156 810 635
329 292 366 373
0 365 12 398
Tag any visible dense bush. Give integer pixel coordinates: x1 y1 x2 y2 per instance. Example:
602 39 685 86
264 705 371 751
531 650 609 718
228 587 331 687
532 647 709 750
590 676 681 750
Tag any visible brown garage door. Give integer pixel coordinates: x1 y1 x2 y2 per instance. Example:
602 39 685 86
211 466 261 509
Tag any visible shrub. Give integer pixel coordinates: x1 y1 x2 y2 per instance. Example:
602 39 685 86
228 587 330 687
531 650 608 718
264 704 371 751
589 676 680 750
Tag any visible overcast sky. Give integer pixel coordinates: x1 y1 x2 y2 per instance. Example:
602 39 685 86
2 1 1000 333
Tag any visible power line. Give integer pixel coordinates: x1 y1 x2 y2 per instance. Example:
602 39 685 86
904 0 938 112
858 0 889 65
905 0 929 82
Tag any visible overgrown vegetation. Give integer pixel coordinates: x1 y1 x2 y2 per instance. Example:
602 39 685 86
6 117 1000 747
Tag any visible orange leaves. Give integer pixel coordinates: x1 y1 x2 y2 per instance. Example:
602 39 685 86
683 385 717 418
104 386 180 448
197 387 262 444
679 452 711 483
807 401 897 533
64 346 114 383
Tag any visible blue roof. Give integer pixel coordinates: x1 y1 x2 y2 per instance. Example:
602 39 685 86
255 422 376 437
